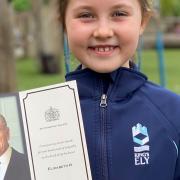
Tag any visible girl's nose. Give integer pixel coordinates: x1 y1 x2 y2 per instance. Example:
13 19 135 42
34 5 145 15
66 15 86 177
93 21 114 39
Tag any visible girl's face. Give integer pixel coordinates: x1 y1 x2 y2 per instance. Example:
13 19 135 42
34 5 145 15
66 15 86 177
65 0 150 73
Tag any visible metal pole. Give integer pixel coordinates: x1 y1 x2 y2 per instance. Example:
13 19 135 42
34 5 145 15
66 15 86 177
154 0 166 87
156 31 166 87
137 36 143 71
63 33 71 73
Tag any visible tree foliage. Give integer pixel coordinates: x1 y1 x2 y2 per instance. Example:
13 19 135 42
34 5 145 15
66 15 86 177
11 0 50 12
12 0 31 12
160 0 180 16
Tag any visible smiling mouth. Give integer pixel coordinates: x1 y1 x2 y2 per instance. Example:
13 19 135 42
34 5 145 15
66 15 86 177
88 45 118 56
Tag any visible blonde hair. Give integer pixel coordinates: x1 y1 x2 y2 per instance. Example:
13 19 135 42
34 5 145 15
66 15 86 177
140 0 153 14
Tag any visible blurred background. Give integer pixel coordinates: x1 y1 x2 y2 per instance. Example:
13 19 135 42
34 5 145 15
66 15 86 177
0 0 180 93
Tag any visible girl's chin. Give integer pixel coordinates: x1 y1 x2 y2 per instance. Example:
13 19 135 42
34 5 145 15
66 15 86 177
81 62 130 73
88 66 121 73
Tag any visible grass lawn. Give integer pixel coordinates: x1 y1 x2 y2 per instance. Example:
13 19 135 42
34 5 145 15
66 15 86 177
17 49 180 94
141 49 180 94
16 59 66 90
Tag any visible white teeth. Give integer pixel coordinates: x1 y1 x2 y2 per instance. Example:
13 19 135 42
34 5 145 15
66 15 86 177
94 46 114 52
99 47 104 52
105 47 109 52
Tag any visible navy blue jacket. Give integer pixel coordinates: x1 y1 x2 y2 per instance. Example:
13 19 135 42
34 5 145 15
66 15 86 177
66 67 180 180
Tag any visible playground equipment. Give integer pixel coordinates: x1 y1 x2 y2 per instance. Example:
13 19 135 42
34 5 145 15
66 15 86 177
63 33 71 73
137 0 166 87
63 0 166 87
155 0 166 87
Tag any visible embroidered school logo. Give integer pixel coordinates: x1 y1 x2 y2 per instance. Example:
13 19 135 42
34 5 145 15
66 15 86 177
132 123 150 166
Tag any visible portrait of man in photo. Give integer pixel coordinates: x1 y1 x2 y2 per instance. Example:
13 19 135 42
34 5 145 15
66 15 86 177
0 114 31 180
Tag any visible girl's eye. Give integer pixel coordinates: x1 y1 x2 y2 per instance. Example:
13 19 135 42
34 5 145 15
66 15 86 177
112 10 127 17
78 12 94 19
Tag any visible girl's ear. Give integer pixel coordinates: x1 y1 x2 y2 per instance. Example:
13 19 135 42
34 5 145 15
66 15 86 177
140 13 152 35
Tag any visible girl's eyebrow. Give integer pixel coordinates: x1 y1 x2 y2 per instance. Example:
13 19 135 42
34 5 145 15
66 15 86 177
72 5 94 11
72 3 133 12
111 4 133 10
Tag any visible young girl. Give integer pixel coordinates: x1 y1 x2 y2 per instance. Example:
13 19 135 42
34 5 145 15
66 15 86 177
59 0 180 179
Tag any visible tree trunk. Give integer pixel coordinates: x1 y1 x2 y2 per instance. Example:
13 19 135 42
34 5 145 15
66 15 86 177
0 0 16 92
31 0 43 57
31 0 62 74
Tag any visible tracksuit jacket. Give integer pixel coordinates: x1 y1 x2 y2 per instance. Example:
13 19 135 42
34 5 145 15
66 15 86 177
66 66 180 180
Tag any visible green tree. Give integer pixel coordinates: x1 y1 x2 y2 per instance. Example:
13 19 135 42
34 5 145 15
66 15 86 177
12 0 31 12
160 0 180 16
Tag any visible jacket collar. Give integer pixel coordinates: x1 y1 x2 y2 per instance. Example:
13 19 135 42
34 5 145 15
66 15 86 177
65 66 147 100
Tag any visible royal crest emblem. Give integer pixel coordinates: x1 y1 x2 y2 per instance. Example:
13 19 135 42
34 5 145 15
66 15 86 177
45 107 60 122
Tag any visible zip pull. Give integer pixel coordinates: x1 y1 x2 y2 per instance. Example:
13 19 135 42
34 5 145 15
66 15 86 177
100 94 107 107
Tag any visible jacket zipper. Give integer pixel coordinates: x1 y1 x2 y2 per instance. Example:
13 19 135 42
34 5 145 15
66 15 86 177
100 94 108 180
100 94 107 108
